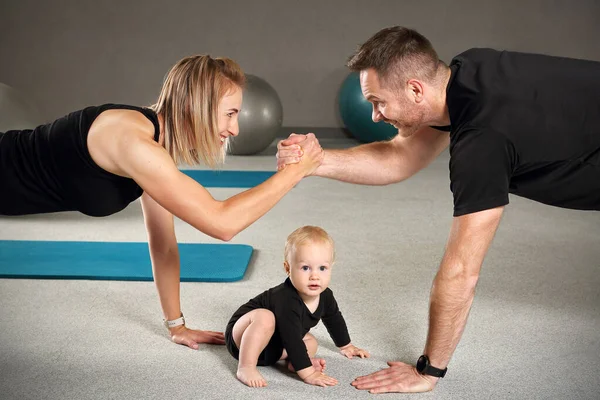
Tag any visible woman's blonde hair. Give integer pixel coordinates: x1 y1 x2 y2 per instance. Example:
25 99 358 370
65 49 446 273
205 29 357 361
150 55 245 167
284 226 336 264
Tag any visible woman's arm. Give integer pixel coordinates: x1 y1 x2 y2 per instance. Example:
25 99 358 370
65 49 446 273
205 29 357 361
139 192 180 321
140 191 225 348
116 133 321 241
88 110 322 241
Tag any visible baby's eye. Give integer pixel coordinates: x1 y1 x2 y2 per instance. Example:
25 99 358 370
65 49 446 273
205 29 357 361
319 266 327 271
301 265 310 271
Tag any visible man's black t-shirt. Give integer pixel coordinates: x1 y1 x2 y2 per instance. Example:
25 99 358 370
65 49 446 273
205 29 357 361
225 278 351 371
445 48 600 216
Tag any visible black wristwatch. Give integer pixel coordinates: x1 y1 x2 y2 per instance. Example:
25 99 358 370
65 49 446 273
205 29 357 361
416 355 447 378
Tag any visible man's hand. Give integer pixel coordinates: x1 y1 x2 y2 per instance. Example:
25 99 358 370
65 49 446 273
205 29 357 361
294 133 324 176
339 343 370 359
276 133 310 171
351 361 437 394
169 325 225 349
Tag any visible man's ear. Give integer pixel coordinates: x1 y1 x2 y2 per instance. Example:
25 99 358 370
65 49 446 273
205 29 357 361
407 79 425 103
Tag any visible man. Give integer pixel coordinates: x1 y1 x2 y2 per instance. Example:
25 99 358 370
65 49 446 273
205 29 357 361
276 26 600 393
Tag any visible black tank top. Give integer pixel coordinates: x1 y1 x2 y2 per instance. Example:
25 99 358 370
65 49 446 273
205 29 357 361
0 104 160 217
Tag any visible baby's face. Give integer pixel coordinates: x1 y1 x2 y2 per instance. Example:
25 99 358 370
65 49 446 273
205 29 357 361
287 241 333 300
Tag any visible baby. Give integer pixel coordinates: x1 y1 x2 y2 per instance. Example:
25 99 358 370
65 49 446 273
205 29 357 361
225 225 369 388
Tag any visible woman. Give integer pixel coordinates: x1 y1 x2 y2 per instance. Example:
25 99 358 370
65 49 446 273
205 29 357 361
0 55 323 349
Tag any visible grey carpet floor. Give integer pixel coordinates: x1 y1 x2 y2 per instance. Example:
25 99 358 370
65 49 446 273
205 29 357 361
1 139 599 400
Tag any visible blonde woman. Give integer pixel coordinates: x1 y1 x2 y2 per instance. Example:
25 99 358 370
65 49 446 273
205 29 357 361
0 55 323 349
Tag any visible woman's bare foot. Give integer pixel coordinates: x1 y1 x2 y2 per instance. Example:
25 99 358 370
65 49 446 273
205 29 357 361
287 357 326 373
236 366 267 388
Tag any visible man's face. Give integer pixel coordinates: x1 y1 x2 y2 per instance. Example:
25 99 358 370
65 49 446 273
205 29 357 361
360 68 425 138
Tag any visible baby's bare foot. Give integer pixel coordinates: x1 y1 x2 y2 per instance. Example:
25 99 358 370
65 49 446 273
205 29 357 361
312 358 326 372
287 357 326 373
236 366 267 388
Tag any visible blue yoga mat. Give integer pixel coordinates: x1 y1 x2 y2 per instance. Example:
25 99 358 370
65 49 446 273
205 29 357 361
0 240 253 282
182 170 275 188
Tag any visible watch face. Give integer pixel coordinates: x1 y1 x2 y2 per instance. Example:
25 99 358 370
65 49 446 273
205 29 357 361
416 355 428 372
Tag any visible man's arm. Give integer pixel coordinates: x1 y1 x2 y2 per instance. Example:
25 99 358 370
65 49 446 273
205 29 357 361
425 206 504 369
352 206 504 393
278 127 449 185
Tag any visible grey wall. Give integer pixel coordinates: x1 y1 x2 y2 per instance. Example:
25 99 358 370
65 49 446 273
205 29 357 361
1 0 599 128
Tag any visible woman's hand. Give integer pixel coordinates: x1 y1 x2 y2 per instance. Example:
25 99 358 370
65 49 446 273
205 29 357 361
276 133 306 170
277 133 323 176
169 325 225 349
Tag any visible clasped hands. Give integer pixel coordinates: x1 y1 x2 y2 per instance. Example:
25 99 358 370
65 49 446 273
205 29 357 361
276 132 322 172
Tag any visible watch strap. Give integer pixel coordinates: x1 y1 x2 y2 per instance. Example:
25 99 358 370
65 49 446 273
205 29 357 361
423 364 447 378
164 313 185 329
417 355 447 378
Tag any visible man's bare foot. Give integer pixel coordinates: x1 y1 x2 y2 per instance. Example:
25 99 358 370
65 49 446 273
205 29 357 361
236 366 267 388
287 357 326 373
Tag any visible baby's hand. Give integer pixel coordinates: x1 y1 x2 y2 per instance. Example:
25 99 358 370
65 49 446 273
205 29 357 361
303 370 338 387
340 343 370 359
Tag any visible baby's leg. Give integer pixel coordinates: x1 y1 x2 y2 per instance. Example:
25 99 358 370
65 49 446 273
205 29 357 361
303 332 318 357
231 309 276 388
284 333 326 372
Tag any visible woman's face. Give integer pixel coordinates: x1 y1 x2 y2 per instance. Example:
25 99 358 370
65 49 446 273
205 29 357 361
217 86 243 146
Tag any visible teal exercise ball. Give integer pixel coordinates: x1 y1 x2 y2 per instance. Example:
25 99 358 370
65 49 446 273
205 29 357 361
338 72 397 143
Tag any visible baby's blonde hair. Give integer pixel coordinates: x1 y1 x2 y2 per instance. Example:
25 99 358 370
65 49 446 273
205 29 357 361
284 226 335 264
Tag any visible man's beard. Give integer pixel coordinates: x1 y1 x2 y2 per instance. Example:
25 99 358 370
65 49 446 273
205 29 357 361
396 124 420 138
393 108 425 138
